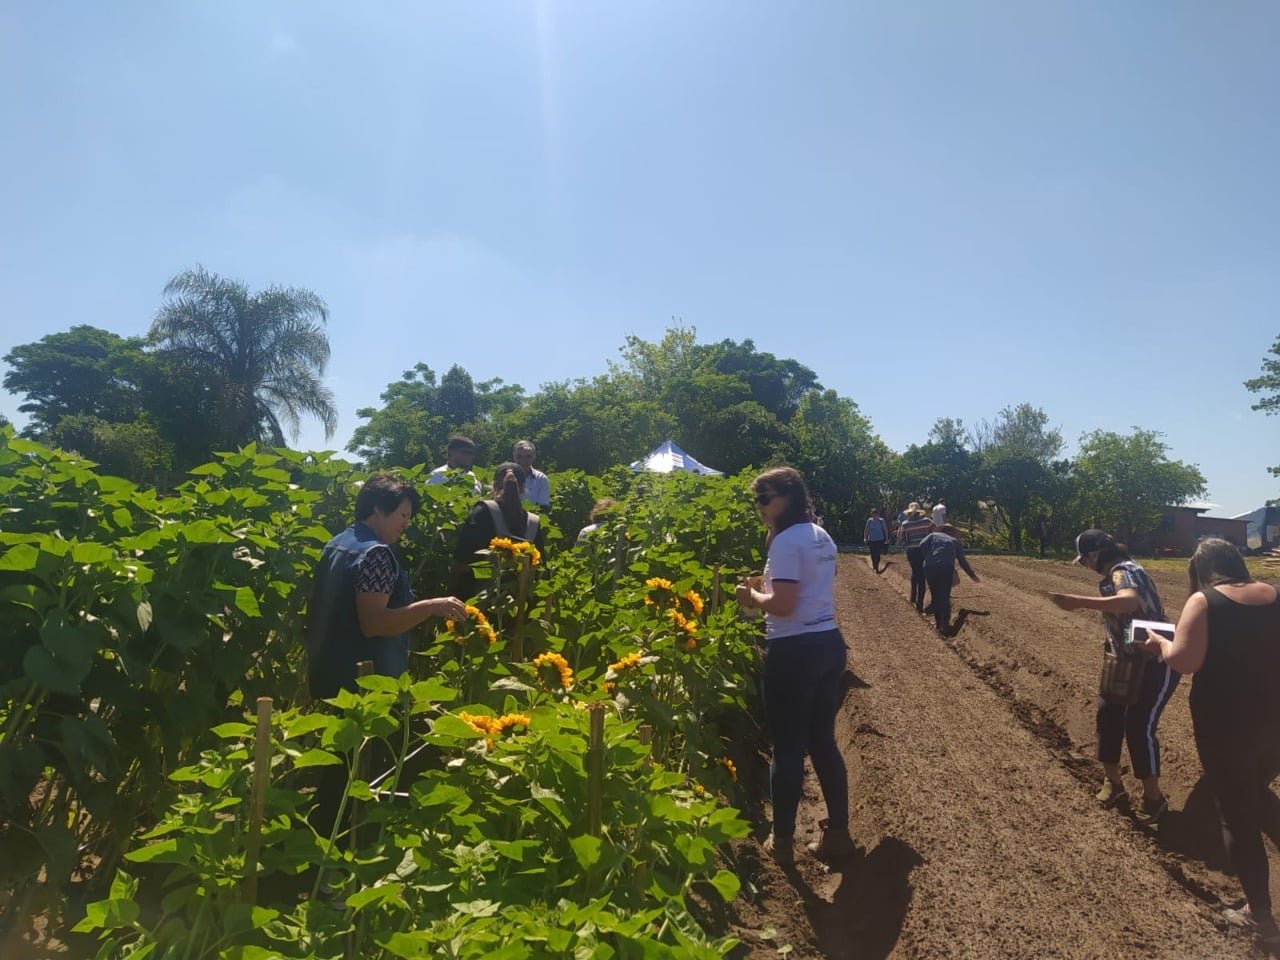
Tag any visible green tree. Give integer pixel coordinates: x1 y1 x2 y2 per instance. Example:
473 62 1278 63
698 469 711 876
150 267 337 449
973 404 1064 551
894 418 982 530
348 364 527 469
2 326 149 437
1245 334 1280 488
1072 428 1207 544
789 389 890 541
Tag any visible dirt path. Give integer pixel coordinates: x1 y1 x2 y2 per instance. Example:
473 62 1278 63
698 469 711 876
730 553 1277 958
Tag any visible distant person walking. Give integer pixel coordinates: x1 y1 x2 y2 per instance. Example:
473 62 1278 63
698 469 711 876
897 503 933 613
1048 530 1178 821
918 526 979 634
863 508 890 573
931 501 947 529
1141 539 1280 946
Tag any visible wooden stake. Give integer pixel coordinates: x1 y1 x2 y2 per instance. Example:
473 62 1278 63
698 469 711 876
587 705 605 838
513 554 530 661
242 696 273 904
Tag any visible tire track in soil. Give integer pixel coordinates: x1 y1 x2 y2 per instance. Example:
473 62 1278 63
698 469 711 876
732 554 1266 959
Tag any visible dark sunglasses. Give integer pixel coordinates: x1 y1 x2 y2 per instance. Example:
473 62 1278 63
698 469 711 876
754 492 775 506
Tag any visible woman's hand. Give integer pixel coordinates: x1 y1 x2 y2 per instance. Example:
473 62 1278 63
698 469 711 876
734 582 756 609
428 595 468 619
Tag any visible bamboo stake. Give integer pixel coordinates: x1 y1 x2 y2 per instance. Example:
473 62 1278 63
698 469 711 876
350 661 374 852
242 696 273 904
587 705 606 838
513 554 530 661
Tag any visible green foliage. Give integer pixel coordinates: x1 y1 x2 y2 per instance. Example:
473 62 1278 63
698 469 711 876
151 266 338 449
1 431 766 955
1072 428 1207 541
1245 333 1280 486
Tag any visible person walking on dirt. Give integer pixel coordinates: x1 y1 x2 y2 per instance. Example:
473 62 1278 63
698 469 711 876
918 526 979 634
863 507 890 574
897 503 933 613
735 466 854 867
1140 538 1280 946
1047 530 1178 822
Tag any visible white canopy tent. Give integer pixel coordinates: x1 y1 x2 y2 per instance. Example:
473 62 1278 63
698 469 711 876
628 439 724 476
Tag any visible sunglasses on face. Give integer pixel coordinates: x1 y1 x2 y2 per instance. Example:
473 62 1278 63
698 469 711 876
754 492 775 506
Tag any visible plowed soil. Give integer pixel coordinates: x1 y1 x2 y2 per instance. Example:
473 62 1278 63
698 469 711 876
728 552 1280 959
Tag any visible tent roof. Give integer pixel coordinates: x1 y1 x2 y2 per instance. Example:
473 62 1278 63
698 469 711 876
628 439 724 476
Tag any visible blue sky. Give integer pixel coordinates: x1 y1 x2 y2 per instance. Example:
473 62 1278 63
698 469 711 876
2 2 1278 516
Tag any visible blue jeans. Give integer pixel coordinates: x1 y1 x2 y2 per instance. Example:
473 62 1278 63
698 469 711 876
762 628 849 840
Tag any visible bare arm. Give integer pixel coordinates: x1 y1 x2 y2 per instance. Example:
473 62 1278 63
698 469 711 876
1142 591 1207 674
1047 587 1140 614
357 592 465 637
735 579 801 617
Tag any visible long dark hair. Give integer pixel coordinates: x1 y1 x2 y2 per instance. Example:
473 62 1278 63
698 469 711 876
1188 537 1252 593
751 466 815 531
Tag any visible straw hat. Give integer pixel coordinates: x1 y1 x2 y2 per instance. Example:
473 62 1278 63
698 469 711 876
906 501 925 518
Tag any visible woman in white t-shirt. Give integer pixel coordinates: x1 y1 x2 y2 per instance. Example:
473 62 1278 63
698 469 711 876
735 467 853 866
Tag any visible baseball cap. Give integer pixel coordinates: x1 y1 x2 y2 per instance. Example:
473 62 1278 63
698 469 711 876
1074 529 1113 563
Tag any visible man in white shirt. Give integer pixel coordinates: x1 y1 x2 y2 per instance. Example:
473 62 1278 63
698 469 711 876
512 440 550 509
932 501 947 529
426 436 482 494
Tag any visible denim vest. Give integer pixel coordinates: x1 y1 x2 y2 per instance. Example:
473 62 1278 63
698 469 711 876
306 522 414 699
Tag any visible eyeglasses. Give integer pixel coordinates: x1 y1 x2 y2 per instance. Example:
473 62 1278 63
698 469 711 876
754 493 775 506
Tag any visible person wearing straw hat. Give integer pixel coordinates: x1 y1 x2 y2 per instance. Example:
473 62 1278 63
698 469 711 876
896 503 933 613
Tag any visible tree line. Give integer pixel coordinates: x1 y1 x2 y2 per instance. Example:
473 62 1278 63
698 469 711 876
6 267 1278 550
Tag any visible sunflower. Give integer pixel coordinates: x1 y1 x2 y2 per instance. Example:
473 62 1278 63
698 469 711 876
532 651 574 690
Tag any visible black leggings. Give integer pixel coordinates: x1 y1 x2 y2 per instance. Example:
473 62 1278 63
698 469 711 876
1196 730 1280 917
868 541 886 570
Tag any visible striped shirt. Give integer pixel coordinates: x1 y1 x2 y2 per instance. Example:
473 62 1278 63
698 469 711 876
897 516 933 547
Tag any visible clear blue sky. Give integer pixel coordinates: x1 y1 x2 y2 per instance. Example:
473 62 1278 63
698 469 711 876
3 2 1278 516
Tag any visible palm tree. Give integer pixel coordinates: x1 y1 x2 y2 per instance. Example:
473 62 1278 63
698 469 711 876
150 267 338 448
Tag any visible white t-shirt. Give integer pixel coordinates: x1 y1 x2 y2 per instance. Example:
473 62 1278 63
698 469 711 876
522 468 551 508
425 465 482 495
764 522 838 640
931 504 947 527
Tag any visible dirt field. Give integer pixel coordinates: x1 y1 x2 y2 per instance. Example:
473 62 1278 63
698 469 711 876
729 552 1280 959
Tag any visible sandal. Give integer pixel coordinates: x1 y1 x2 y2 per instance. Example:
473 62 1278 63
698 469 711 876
1139 795 1168 823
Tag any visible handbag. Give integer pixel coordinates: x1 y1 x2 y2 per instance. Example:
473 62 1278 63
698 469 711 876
1099 646 1147 705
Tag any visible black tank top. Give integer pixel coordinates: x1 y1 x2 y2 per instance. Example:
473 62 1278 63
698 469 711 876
1190 585 1280 739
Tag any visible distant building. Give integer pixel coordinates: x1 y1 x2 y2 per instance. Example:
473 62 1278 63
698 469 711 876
1148 506 1248 556
1233 505 1280 551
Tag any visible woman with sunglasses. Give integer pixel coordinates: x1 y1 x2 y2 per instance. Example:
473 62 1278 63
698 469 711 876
735 467 853 866
1048 529 1178 821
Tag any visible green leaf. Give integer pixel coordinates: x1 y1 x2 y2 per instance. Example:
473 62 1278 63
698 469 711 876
71 541 115 564
232 585 261 618
570 834 603 869
112 507 133 529
126 838 187 863
188 462 226 477
23 645 83 695
708 869 740 902
0 543 40 571
70 896 139 933
293 748 342 768
345 881 405 911
211 722 255 740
